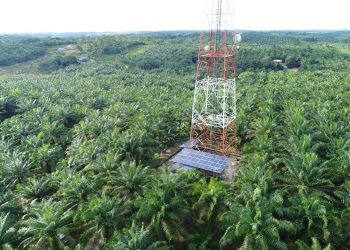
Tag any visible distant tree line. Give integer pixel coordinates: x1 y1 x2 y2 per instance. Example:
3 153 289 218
0 43 45 66
86 35 146 55
0 36 74 67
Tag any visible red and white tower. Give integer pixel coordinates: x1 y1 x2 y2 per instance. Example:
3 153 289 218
190 0 240 156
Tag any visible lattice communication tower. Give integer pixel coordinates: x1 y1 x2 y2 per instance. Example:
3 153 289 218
190 0 240 156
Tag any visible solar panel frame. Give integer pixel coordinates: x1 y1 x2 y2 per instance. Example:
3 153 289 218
171 148 231 173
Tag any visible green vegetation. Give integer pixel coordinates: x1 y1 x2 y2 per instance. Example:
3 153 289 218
0 31 350 249
0 36 73 66
38 55 78 73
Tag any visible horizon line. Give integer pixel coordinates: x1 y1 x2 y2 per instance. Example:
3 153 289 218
1 28 349 36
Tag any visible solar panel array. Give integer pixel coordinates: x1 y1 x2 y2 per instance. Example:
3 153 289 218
171 148 230 173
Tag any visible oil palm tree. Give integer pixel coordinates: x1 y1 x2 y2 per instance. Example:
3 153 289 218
284 103 312 138
1 151 35 189
274 135 334 194
286 191 330 243
220 190 293 249
295 237 331 250
57 174 98 208
19 200 75 249
76 194 127 248
15 176 55 204
191 178 229 249
116 130 156 163
0 187 22 216
93 159 160 205
104 222 170 250
0 213 17 249
136 167 193 241
110 161 150 200
193 178 229 224
220 160 293 249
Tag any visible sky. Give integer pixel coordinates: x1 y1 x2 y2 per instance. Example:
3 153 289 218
0 0 349 34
